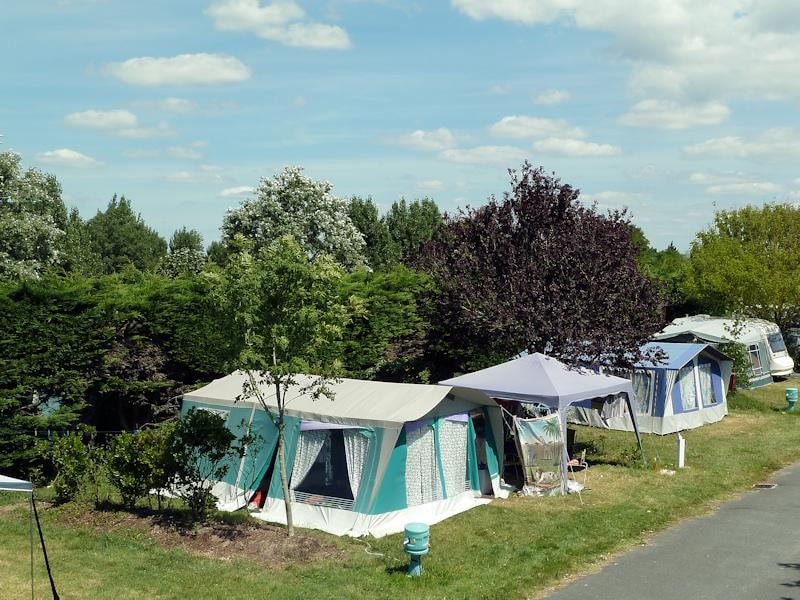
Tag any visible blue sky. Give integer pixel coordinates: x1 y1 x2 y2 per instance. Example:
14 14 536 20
4 1 800 250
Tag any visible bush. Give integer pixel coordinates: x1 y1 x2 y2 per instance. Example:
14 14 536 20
167 408 239 518
40 431 91 504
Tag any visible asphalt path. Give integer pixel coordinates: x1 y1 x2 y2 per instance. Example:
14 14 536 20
546 461 800 600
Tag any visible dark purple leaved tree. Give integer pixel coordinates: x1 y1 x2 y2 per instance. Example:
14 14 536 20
415 163 666 378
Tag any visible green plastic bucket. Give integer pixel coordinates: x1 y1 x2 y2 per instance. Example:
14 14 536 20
786 388 798 412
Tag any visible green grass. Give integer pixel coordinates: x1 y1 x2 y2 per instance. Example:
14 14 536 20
3 382 800 599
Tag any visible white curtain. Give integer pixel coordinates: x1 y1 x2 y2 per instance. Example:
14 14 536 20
678 365 697 411
662 370 678 417
698 363 715 406
405 424 441 507
343 430 371 501
631 371 653 414
291 430 328 489
439 420 469 497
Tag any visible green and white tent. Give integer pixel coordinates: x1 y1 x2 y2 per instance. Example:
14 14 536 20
182 371 507 538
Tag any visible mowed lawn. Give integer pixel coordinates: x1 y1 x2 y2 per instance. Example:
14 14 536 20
3 382 800 600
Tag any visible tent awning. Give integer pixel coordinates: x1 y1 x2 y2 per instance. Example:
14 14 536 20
438 353 635 408
0 474 32 493
637 342 733 370
183 371 497 429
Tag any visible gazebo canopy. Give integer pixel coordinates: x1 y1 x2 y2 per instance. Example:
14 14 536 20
439 352 636 410
0 474 32 493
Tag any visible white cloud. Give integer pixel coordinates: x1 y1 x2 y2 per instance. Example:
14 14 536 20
440 145 528 165
581 190 646 210
106 53 251 86
65 109 137 130
489 84 512 95
159 97 198 113
206 0 351 50
620 99 730 129
293 95 306 107
533 137 622 157
706 182 782 196
115 122 175 139
416 179 445 192
452 1 800 105
489 116 585 139
392 128 457 151
166 169 224 183
535 89 570 105
36 148 100 168
168 145 204 160
684 128 800 158
220 185 255 197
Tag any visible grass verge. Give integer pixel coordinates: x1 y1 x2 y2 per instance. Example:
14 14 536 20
2 382 800 599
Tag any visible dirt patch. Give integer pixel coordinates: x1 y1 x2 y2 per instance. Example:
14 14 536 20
56 506 344 569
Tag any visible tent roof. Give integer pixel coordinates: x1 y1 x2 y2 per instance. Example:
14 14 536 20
637 342 732 370
183 371 496 429
438 353 634 408
653 315 773 344
0 474 32 493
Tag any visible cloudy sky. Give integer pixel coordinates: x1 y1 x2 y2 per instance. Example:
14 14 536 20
4 1 800 250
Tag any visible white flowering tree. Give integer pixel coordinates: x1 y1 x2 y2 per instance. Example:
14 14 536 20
0 151 67 279
221 166 367 269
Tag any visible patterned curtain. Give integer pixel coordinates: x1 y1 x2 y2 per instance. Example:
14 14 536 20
631 371 653 414
290 430 328 489
698 363 715 405
439 420 469 497
405 424 441 506
342 430 371 501
678 365 697 410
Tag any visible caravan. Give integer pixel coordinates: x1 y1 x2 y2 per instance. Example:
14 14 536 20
653 315 793 387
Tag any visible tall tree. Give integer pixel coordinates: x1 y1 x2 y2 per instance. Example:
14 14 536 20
214 235 350 536
416 163 665 378
169 227 204 253
86 195 167 274
347 196 397 270
385 197 442 264
221 166 366 269
161 227 205 278
686 203 800 330
0 151 67 279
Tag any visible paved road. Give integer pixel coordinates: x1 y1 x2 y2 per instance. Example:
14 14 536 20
547 462 800 600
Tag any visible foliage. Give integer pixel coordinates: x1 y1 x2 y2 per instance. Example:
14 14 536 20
347 196 397 270
40 431 91 504
159 248 206 278
221 166 366 269
214 235 350 534
206 241 229 267
60 208 103 276
169 227 203 253
415 163 666 378
385 197 442 264
0 151 67 279
167 408 237 518
336 265 434 380
86 195 167 274
686 203 800 331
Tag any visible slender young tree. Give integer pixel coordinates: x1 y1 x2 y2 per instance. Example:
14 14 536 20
214 235 349 536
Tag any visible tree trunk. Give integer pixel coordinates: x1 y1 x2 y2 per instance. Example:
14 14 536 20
277 419 294 537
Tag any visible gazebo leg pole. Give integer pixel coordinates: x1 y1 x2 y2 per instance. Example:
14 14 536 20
625 395 646 467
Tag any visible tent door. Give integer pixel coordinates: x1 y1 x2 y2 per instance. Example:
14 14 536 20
470 412 494 495
249 446 278 509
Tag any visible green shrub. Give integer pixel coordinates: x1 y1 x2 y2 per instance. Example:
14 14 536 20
40 432 91 504
105 433 153 508
167 408 239 519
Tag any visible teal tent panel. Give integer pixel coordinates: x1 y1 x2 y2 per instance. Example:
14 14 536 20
482 406 500 478
368 428 408 514
352 428 379 513
267 416 301 500
236 409 279 492
467 416 480 492
181 400 253 486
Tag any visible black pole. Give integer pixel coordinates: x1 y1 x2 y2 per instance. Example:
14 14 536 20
31 492 59 600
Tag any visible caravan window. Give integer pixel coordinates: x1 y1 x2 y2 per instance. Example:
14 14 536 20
291 429 371 511
698 363 716 406
768 333 787 354
748 344 764 376
631 371 654 415
678 365 698 411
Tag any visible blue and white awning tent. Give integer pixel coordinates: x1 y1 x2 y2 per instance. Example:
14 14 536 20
570 342 733 435
182 372 507 538
439 353 645 483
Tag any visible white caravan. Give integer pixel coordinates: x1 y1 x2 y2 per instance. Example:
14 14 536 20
654 315 794 387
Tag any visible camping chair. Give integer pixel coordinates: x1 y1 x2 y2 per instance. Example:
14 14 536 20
567 449 589 489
